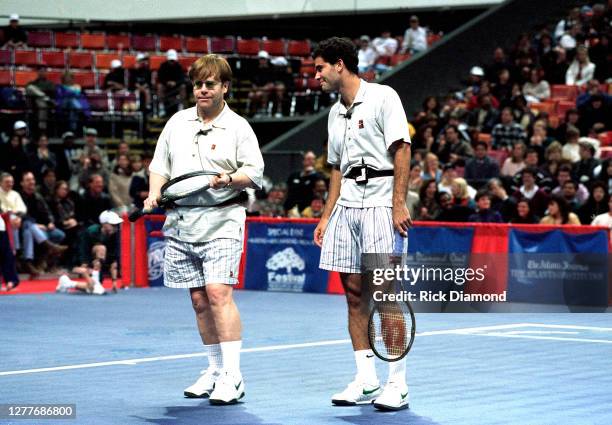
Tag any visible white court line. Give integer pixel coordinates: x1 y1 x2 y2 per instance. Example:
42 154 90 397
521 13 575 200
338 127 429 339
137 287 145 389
517 323 612 332
468 332 612 345
0 323 525 377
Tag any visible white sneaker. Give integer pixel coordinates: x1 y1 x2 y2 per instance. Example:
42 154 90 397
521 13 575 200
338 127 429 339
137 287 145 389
92 281 106 295
184 368 219 398
209 371 245 405
374 381 410 411
56 275 71 293
331 378 381 406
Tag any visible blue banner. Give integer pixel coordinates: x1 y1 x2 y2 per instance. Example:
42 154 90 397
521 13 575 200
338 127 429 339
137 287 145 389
145 219 165 287
507 229 609 306
244 222 329 293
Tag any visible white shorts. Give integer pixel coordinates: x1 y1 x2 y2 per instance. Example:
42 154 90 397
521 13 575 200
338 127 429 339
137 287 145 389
164 237 242 288
319 205 406 274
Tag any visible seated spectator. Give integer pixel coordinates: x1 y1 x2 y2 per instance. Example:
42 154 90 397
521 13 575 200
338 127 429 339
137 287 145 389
104 60 126 92
53 131 81 182
438 163 457 194
19 171 67 275
157 49 186 116
0 134 30 182
442 124 474 165
0 172 27 255
487 178 517 221
590 197 612 238
594 159 611 195
252 184 286 217
408 160 424 193
401 15 427 54
492 107 526 150
108 154 133 213
435 191 474 222
590 33 610 82
578 182 608 224
464 141 500 189
491 68 514 104
576 79 610 109
511 197 539 224
510 148 543 192
468 93 499 133
109 141 131 170
301 196 325 218
501 141 526 177
81 127 109 167
561 180 582 211
552 164 589 203
57 210 123 294
28 134 57 180
49 180 80 265
2 14 27 48
129 153 152 209
77 174 112 227
372 30 398 72
38 168 56 204
578 94 611 135
284 151 322 212
451 177 476 209
248 50 287 117
485 47 511 84
545 47 570 85
513 167 550 217
565 45 596 86
574 141 600 184
357 36 377 73
0 217 19 291
12 119 31 148
468 191 503 223
314 141 332 180
559 23 581 53
414 179 440 221
522 68 550 103
554 7 580 41
561 126 581 163
56 72 91 133
540 194 580 225
312 178 328 201
467 81 499 111
129 53 153 112
421 152 442 183
25 67 57 132
466 66 485 96
510 93 535 130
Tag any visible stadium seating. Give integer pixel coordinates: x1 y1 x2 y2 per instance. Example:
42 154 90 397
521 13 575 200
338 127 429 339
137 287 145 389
81 33 106 50
287 40 311 57
107 34 131 50
237 38 261 56
27 31 53 48
178 55 198 71
262 39 286 56
148 55 165 71
14 69 37 87
14 50 38 67
0 69 12 86
95 53 121 70
46 70 64 84
0 49 10 65
69 52 94 69
72 71 96 89
159 36 182 52
41 50 66 68
211 36 235 53
132 34 156 51
185 37 209 53
55 32 79 49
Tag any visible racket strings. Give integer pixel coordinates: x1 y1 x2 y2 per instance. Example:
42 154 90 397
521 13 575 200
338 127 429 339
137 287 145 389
370 302 411 360
164 175 214 198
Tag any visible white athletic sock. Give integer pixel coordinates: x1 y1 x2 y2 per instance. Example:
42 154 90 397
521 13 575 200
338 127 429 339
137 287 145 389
354 349 378 384
205 343 222 373
91 270 101 284
220 340 242 376
387 357 407 385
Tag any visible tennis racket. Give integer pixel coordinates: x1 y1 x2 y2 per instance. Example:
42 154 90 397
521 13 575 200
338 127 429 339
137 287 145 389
128 170 220 222
367 231 416 362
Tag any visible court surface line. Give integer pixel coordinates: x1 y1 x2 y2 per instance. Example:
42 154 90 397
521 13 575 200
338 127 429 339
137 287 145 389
0 323 527 377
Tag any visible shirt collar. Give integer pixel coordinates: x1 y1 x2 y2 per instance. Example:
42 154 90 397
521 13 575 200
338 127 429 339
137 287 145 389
339 79 367 116
188 102 229 130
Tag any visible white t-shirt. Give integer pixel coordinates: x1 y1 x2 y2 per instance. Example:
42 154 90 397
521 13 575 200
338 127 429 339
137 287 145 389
149 103 264 243
372 37 398 56
327 79 410 208
591 212 612 239
402 27 427 52
358 47 377 69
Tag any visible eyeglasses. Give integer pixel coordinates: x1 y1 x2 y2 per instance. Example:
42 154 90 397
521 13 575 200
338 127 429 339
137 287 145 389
192 80 222 90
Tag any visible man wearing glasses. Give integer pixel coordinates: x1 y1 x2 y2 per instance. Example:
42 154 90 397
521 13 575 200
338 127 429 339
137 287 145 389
146 54 264 405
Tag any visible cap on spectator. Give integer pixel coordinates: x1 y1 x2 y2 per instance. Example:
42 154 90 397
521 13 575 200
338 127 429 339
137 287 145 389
62 131 75 139
258 50 270 59
13 120 27 130
270 56 288 66
470 66 485 76
166 49 178 61
360 35 370 42
9 14 19 21
580 5 593 16
136 52 148 61
85 127 98 136
110 59 122 69
410 15 419 22
99 210 123 225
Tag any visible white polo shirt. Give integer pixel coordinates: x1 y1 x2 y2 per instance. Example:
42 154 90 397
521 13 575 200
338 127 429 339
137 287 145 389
149 103 264 243
327 79 410 208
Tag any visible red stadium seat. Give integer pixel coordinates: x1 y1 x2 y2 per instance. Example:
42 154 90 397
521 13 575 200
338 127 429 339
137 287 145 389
293 77 307 91
287 40 311 57
556 100 576 118
237 38 260 56
262 39 286 56
46 70 63 84
14 70 37 87
600 147 612 160
178 55 198 71
106 34 130 50
159 36 182 52
149 55 165 71
299 57 315 76
14 50 38 67
81 33 106 50
477 133 492 145
73 71 96 89
27 31 53 48
427 33 443 45
551 84 578 101
95 52 120 70
307 77 321 91
55 32 79 49
69 52 94 69
0 49 10 65
211 36 235 53
132 34 156 51
122 54 137 69
86 90 111 112
185 37 209 53
41 50 66 68
113 91 138 111
98 71 109 89
390 53 411 66
0 69 12 86
359 71 376 81
530 100 557 115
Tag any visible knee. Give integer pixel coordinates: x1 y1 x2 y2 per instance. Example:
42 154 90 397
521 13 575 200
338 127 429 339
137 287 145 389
206 285 232 308
346 290 363 312
191 293 209 314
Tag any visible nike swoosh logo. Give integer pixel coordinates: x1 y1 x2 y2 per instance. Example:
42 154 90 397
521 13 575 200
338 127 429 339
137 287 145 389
235 380 242 390
401 392 408 399
363 386 380 395
366 355 374 358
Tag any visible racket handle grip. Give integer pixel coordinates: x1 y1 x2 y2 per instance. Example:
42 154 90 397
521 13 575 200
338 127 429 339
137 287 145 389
128 208 151 222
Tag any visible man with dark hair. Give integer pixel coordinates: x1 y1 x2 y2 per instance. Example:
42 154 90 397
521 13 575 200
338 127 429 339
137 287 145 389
513 167 550 217
468 191 503 222
77 174 112 227
464 141 499 189
284 150 323 213
313 37 412 411
573 141 600 184
552 164 590 204
491 107 526 150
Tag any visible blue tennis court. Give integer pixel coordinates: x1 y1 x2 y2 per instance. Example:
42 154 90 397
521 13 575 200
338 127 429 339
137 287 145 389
1 288 611 425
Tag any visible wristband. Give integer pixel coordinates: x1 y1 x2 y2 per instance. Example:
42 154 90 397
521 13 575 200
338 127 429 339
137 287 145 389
225 174 233 188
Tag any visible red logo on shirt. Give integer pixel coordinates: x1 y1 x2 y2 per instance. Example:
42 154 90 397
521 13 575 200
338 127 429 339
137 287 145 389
358 120 364 129
211 144 216 150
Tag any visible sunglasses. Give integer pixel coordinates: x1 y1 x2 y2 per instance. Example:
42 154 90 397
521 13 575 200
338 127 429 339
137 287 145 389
192 80 222 90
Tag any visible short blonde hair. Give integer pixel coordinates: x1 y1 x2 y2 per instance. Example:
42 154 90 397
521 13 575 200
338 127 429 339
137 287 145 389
452 177 469 200
188 54 233 83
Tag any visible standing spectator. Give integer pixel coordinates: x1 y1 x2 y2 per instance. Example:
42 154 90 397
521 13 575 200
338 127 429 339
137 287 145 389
49 180 80 265
500 141 526 178
104 59 126 92
522 68 550 103
357 36 377 74
401 15 427 54
2 14 27 48
129 53 153 112
578 182 608 224
511 197 539 223
157 49 186 116
28 134 57 180
25 66 57 132
77 174 112 227
284 151 322 212
108 153 133 212
248 50 286 117
540 195 580 225
464 141 500 189
492 107 527 150
514 167 550 217
565 46 596 86
468 191 503 223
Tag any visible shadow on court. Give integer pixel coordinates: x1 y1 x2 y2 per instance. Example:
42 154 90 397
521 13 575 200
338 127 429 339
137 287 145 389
335 405 441 425
138 401 279 425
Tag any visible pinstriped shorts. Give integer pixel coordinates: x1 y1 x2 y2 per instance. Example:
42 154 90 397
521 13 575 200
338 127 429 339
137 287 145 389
319 205 407 274
163 237 242 288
